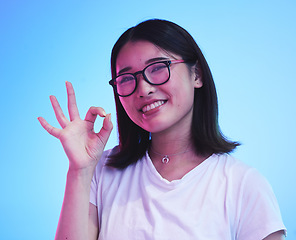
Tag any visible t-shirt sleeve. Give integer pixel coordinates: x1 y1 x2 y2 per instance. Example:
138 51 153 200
235 168 286 239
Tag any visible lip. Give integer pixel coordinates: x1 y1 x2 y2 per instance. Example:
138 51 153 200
139 99 167 114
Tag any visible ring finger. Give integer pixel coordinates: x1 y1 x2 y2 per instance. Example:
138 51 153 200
50 95 70 128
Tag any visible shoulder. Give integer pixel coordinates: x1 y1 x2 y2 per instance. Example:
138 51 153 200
93 145 145 183
211 154 275 202
209 153 258 180
215 153 270 179
92 146 120 181
219 154 273 192
95 146 121 169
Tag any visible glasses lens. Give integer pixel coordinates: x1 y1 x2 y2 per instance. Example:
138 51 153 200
115 74 136 96
145 62 169 84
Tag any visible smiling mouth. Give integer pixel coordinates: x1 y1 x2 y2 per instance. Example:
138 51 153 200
141 100 166 113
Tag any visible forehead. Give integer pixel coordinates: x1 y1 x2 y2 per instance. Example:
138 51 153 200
116 41 175 73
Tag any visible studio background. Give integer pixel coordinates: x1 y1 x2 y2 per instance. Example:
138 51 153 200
0 0 295 239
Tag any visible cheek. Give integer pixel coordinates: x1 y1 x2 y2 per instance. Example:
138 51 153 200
174 86 195 109
119 99 138 120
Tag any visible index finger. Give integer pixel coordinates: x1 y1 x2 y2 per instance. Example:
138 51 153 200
66 81 80 121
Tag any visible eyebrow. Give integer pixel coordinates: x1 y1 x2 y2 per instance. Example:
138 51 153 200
117 57 170 75
145 57 169 65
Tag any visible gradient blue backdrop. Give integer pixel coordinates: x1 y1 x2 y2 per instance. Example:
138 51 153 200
0 0 295 239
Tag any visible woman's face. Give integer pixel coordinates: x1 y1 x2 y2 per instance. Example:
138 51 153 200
116 40 202 134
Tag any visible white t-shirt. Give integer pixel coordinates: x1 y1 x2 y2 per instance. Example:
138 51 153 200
90 148 286 240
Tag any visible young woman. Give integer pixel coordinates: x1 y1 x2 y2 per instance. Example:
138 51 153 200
38 19 286 240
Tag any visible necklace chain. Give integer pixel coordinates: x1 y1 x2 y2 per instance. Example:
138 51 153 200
150 147 191 164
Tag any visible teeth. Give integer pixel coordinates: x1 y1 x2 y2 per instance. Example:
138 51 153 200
142 100 165 113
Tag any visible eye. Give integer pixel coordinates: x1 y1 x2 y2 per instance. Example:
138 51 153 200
117 75 134 85
149 63 167 74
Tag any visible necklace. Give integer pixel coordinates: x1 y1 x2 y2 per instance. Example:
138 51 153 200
150 147 191 164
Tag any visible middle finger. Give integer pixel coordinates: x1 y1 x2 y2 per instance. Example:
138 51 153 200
66 81 80 121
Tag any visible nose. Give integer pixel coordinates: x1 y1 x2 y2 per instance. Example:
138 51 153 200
136 74 155 98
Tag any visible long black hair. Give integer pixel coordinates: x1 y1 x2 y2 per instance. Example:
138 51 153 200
107 19 240 169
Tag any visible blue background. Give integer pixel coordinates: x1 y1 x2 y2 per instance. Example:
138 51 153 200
0 0 295 239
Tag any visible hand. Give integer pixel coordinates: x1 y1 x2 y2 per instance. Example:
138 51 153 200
38 81 113 171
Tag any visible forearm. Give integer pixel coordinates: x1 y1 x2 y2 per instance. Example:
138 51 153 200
55 168 95 240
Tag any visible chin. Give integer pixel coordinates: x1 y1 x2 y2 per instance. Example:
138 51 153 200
140 123 169 134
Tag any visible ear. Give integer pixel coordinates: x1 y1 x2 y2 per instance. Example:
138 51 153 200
193 63 203 89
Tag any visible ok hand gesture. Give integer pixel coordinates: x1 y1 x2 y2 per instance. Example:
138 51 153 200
38 82 113 171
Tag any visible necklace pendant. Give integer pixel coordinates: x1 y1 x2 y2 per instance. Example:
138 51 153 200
162 155 169 164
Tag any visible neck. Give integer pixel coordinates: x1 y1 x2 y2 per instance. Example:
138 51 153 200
148 125 210 180
149 128 193 157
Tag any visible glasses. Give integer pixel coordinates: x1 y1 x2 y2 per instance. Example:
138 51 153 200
109 59 185 97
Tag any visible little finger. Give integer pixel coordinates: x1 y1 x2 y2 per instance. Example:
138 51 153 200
37 117 62 138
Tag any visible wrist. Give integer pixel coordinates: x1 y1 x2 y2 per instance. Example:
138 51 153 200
67 165 96 183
